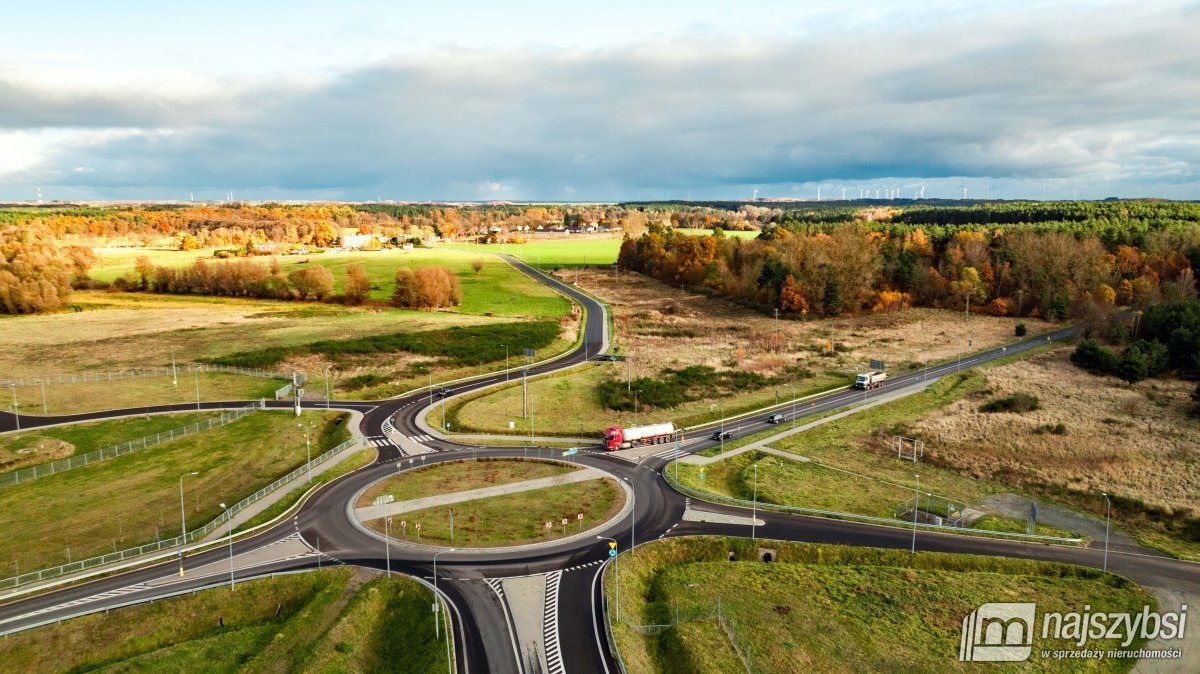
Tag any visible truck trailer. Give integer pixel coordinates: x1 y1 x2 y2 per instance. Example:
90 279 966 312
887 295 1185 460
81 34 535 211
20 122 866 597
854 370 887 390
603 422 676 451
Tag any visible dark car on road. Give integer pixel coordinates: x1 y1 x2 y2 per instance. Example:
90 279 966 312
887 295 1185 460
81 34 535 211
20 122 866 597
767 413 786 424
435 387 454 397
710 429 733 441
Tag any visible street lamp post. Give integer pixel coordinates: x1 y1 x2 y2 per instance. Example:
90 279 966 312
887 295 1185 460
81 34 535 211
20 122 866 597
325 366 331 409
433 548 457 640
384 517 392 578
219 502 234 591
597 536 620 621
1101 492 1112 573
751 463 758 541
501 344 509 383
623 477 636 555
910 473 920 554
10 385 19 431
179 471 199 542
39 379 47 415
299 423 312 483
193 367 201 410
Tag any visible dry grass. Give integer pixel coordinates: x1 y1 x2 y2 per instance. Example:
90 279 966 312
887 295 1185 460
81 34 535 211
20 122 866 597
915 348 1199 514
564 268 1059 380
8 372 281 416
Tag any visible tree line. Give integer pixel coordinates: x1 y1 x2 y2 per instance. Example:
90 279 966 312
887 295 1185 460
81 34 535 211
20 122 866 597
618 219 1199 320
0 243 94 314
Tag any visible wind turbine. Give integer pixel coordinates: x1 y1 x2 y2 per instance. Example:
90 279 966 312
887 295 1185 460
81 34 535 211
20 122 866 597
36 187 43 204
841 186 847 201
959 179 968 200
919 183 926 199
816 186 821 202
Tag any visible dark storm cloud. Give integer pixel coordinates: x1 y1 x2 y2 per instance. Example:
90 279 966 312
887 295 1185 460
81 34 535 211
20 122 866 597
5 3 1199 199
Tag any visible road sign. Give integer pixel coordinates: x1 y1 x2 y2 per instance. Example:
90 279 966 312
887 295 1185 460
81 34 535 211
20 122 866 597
400 520 407 528
577 512 584 520
608 541 617 549
387 516 392 524
561 518 568 526
415 523 421 530
699 470 706 480
509 421 515 430
445 422 450 429
545 521 553 529
523 348 535 357
563 448 579 456
869 358 885 370
432 602 439 613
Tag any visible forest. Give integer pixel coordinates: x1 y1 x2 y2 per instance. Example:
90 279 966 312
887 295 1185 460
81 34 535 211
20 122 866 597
618 201 1200 321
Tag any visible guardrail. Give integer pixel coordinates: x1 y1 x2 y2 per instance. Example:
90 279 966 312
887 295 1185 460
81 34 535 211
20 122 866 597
663 466 1082 544
0 364 300 388
0 403 262 489
0 436 357 591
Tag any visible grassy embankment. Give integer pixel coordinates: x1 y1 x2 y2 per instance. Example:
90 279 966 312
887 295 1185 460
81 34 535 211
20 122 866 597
0 410 349 573
232 448 377 535
5 372 282 417
356 458 579 507
609 537 1152 673
669 371 1080 539
0 568 449 673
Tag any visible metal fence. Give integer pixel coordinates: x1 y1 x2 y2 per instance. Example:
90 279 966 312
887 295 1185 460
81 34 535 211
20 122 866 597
0 403 262 489
0 364 300 388
0 436 356 591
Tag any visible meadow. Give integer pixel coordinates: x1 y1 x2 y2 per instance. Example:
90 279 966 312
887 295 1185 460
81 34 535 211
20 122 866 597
610 537 1152 674
356 458 578 507
0 410 348 574
0 568 449 673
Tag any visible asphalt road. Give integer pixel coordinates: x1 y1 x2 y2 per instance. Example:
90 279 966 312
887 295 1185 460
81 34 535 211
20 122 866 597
1 259 1197 673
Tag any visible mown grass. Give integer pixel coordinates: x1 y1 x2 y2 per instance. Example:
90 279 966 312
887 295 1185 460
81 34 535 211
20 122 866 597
7 372 282 416
0 568 448 674
0 411 221 473
366 477 624 547
439 238 623 267
356 458 579 508
609 537 1151 674
0 410 349 574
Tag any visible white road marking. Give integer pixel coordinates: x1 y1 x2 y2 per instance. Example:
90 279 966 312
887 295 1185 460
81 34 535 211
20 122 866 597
543 570 565 674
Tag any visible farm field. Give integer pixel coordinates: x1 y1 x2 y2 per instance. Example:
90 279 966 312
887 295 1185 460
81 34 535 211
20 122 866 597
913 348 1200 560
0 410 221 473
4 371 281 417
443 267 1057 436
439 237 623 267
609 537 1151 674
0 568 449 674
363 476 624 547
356 458 578 508
0 409 349 574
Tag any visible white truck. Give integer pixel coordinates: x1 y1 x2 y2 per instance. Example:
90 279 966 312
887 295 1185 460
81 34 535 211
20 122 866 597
603 422 676 451
854 370 887 390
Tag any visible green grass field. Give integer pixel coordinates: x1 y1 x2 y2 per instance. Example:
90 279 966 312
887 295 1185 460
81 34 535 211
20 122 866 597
439 238 623 267
609 537 1152 673
233 448 376 534
0 410 349 574
0 568 449 673
5 372 281 417
442 360 848 437
365 477 623 547
0 411 222 473
356 458 579 508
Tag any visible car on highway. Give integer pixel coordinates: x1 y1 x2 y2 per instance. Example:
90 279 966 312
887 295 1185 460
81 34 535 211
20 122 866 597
593 354 625 361
435 387 454 397
766 413 786 424
710 429 733 441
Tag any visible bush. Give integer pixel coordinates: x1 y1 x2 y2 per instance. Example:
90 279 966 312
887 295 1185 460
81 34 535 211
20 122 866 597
979 392 1041 413
343 264 371 305
392 266 461 309
1115 339 1169 382
1070 339 1118 373
597 366 775 411
1033 423 1068 435
1015 323 1027 337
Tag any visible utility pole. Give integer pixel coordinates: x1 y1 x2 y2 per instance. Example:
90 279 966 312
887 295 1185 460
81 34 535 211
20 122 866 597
751 463 758 541
293 371 301 417
193 368 201 411
911 474 920 554
171 350 178 386
522 368 528 418
40 379 47 415
1101 493 1112 572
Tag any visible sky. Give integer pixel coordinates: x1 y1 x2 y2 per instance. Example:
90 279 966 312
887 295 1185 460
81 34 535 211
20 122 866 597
1 0 1198 202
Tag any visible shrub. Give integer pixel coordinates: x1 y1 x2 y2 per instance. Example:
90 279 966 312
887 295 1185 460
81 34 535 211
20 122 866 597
1115 339 1169 383
979 392 1041 413
343 264 371 305
1033 423 1068 435
392 266 461 309
1070 339 1118 374
1015 323 1026 337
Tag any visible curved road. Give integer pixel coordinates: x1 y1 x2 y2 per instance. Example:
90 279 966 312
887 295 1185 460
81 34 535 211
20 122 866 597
1 257 1197 673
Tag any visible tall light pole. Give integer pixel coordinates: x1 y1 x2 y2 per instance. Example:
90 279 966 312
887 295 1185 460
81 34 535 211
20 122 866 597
219 502 234 591
179 471 199 542
910 473 920 554
427 369 433 409
1101 492 1112 573
623 477 636 555
433 548 457 640
751 463 758 541
384 517 392 578
193 367 201 410
597 535 620 621
39 379 47 415
10 384 19 431
784 383 795 429
298 423 312 483
325 366 331 409
501 344 509 383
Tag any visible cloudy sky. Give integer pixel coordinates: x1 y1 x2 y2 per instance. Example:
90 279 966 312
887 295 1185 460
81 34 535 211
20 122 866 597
2 0 1198 201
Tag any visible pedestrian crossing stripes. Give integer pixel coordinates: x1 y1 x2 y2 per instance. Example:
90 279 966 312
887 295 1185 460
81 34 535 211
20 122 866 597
367 437 394 447
408 434 435 443
542 570 565 674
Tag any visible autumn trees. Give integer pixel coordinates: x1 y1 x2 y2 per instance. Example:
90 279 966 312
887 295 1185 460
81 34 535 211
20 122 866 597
0 243 89 314
343 264 371 305
287 265 334 300
391 266 462 310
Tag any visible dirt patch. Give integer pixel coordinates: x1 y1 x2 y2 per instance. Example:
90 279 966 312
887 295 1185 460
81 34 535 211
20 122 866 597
0 437 75 473
563 268 1059 379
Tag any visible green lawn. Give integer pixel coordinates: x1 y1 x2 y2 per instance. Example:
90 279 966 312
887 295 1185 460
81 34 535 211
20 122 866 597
440 238 623 267
609 537 1152 674
6 372 281 417
0 410 349 573
356 458 579 508
0 411 222 473
366 477 624 547
0 568 449 674
233 448 377 534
